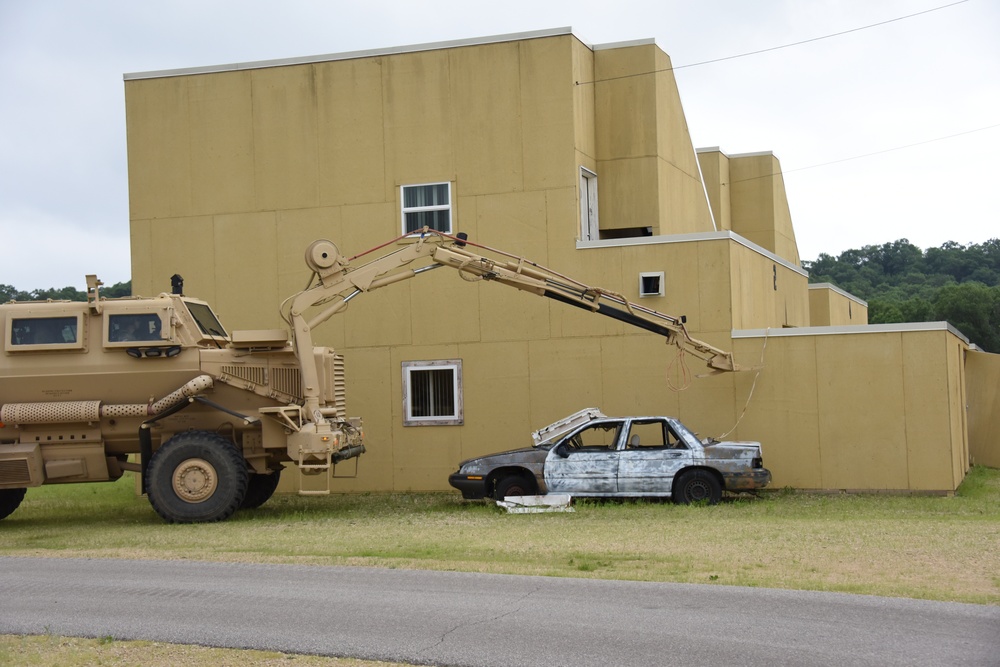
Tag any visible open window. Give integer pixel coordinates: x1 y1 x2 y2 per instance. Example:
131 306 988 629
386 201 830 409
402 360 463 426
579 167 599 241
639 272 664 297
625 419 685 450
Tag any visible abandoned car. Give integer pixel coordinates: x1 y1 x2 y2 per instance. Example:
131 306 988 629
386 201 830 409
448 408 771 504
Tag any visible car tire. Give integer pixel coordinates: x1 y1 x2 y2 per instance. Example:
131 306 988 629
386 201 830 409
146 430 249 523
494 475 535 501
0 488 27 521
672 470 722 505
241 469 282 510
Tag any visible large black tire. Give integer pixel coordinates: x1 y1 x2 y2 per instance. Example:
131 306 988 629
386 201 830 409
0 488 27 521
240 469 282 510
494 474 535 501
672 469 722 505
146 431 249 523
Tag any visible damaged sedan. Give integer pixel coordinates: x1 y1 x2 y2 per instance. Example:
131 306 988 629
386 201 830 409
448 408 771 504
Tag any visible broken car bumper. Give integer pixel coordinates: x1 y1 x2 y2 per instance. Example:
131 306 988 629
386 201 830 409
448 473 488 499
722 467 772 491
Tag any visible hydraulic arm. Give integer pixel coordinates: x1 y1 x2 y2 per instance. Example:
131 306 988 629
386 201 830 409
285 229 740 414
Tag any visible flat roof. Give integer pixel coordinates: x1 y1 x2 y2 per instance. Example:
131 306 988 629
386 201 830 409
124 27 576 81
733 321 970 344
808 282 868 307
577 230 808 278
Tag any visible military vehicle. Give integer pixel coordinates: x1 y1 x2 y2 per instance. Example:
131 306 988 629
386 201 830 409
0 230 740 523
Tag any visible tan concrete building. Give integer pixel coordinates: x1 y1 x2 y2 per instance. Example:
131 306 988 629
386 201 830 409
123 28 996 494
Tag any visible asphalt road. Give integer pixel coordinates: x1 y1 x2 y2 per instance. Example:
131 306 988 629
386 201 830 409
1 557 997 666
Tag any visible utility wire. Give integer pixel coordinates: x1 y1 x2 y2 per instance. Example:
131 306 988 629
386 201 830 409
576 0 970 85
729 122 1000 184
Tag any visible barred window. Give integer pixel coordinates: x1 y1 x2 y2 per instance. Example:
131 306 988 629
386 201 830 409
401 182 452 234
402 360 463 426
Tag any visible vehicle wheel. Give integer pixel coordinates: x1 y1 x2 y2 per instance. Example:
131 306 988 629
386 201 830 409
672 470 722 505
0 488 27 521
494 475 535 501
146 431 249 523
240 469 282 510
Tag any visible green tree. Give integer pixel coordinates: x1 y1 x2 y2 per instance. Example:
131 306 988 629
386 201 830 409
932 283 1000 353
806 238 1000 351
0 281 130 303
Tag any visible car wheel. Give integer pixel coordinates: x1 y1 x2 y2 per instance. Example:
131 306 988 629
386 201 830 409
0 488 27 521
241 468 282 510
146 430 249 523
494 475 534 501
672 470 722 505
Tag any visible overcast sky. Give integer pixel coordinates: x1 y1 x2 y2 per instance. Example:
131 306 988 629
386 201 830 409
1 0 997 290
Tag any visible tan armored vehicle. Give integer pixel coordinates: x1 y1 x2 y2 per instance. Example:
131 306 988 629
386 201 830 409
0 230 740 523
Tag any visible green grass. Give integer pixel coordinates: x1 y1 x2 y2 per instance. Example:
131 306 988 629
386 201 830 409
2 467 999 604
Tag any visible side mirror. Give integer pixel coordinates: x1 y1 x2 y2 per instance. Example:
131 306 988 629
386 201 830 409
554 444 570 459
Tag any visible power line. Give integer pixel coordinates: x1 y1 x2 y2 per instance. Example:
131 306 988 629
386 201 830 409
576 0 970 86
729 122 1000 185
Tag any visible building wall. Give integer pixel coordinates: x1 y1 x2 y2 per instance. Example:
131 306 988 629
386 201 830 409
966 349 1000 468
699 149 801 266
593 43 713 236
808 284 869 326
124 30 975 496
731 325 970 491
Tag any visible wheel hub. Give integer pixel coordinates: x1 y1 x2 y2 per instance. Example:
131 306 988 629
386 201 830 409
172 458 218 503
687 481 710 501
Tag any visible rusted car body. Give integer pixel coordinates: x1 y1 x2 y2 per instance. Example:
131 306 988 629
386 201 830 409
448 409 771 504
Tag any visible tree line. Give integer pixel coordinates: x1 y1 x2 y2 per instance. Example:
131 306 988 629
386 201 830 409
0 281 132 303
803 239 1000 353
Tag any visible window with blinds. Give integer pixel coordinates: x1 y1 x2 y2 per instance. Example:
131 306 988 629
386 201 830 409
401 182 452 235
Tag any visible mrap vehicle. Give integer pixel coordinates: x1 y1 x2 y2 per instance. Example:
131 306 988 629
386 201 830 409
0 230 740 523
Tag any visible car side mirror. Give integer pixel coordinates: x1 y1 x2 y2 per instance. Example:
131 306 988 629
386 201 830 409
554 443 570 458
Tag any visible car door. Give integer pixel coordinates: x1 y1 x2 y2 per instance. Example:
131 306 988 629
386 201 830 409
617 418 691 495
543 420 623 495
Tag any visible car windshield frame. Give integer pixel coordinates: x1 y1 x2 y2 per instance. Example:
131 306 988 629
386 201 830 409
667 418 703 449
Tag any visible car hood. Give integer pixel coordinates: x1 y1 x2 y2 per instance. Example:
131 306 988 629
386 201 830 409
456 446 548 472
701 441 763 460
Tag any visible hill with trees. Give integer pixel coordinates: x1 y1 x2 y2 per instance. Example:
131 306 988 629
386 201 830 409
803 239 1000 353
0 281 132 303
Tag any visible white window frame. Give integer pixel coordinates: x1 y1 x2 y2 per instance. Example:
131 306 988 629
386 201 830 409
639 271 665 297
401 182 453 235
402 359 463 426
579 167 599 241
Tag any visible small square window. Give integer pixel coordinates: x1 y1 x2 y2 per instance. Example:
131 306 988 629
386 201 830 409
639 272 664 297
402 360 463 426
401 182 452 235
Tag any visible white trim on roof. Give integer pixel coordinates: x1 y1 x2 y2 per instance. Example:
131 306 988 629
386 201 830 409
592 38 657 51
576 230 808 278
732 321 970 344
124 27 575 81
808 282 868 307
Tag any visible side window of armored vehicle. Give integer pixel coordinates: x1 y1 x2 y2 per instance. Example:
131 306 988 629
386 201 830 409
107 313 164 343
184 301 228 339
7 316 83 350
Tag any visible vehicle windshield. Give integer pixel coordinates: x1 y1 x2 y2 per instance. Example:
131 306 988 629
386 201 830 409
184 301 228 338
669 419 704 449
